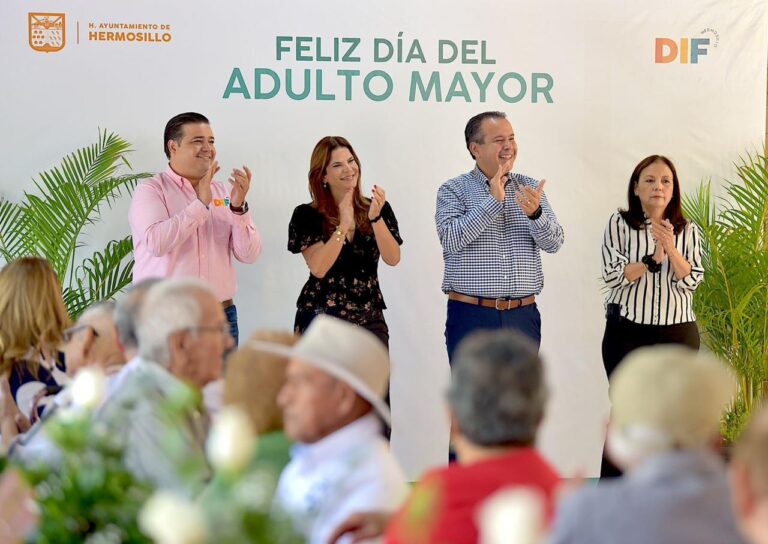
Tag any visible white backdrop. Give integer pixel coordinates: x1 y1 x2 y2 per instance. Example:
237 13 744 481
1 0 766 479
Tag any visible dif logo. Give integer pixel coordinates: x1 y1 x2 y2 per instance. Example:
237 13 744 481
655 29 719 64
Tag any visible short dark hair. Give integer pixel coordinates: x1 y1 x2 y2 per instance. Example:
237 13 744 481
448 329 547 447
464 111 507 160
619 154 687 234
163 112 209 159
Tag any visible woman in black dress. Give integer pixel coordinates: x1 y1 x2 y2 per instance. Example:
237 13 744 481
288 136 402 348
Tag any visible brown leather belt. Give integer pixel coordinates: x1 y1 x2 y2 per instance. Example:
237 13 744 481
221 299 234 309
448 291 535 311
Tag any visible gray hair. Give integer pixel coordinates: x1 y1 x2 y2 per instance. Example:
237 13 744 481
464 111 507 160
114 278 163 350
448 329 547 447
136 278 214 366
79 300 116 323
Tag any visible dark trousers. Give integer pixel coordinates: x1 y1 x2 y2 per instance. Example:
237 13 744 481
293 309 389 349
224 304 239 347
445 299 541 363
599 316 700 478
602 317 700 378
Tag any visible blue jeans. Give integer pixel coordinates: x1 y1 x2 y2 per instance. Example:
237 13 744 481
445 299 541 363
224 304 239 347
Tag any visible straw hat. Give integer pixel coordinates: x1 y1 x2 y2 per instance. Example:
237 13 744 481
248 315 391 424
610 345 736 449
223 330 296 434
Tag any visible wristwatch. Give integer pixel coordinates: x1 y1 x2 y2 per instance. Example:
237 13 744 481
230 201 249 215
641 254 662 273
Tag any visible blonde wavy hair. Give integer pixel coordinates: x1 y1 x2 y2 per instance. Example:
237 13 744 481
0 257 71 376
223 330 297 434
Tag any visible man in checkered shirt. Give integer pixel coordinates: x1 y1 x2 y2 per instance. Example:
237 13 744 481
436 111 564 361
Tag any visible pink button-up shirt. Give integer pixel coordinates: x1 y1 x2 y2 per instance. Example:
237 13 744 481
129 166 262 302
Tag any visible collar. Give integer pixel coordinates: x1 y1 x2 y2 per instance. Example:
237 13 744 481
472 165 516 188
290 413 381 465
628 448 724 484
165 165 191 188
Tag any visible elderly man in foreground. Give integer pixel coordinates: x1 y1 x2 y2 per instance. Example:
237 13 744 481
550 345 743 544
252 315 406 544
97 278 232 496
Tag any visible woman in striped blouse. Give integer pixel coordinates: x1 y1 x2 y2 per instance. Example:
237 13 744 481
601 155 704 378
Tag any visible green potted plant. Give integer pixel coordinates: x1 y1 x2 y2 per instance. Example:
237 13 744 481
0 131 150 318
682 151 768 442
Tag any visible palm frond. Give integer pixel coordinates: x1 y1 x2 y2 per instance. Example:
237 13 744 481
68 237 134 318
0 198 33 261
0 130 150 318
683 151 768 440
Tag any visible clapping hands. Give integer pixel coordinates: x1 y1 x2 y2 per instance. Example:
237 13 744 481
368 185 386 220
651 219 674 260
229 165 252 208
515 179 546 217
489 160 514 202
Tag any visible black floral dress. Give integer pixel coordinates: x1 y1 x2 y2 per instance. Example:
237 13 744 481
288 202 402 339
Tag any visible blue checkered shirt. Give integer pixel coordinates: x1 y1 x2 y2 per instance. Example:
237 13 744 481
436 166 564 298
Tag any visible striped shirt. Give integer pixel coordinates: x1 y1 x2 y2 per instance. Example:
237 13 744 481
436 167 564 298
601 212 704 325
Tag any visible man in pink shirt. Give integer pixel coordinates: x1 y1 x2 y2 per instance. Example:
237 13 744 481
129 112 262 345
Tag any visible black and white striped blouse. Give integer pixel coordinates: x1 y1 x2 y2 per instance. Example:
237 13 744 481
601 212 704 325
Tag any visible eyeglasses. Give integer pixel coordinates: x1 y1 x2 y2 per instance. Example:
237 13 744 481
62 324 99 343
186 324 232 338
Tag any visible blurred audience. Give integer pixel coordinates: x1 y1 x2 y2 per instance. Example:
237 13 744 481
730 405 768 544
0 257 70 449
223 330 296 470
97 278 232 496
62 300 125 377
252 315 406 544
550 345 742 544
113 278 162 362
10 300 125 459
382 329 559 544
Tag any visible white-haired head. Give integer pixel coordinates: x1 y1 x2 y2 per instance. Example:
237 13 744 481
137 278 217 367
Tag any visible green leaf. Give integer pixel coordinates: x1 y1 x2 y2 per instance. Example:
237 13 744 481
683 150 768 441
0 129 151 318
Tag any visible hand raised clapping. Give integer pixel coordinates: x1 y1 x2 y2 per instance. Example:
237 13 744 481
489 160 514 202
338 187 356 232
368 185 386 220
515 179 546 217
195 160 220 206
229 165 252 208
651 219 675 251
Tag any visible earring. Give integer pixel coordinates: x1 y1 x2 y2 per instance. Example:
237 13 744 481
323 181 328 189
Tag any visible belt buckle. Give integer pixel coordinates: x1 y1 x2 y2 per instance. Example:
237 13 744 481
495 298 509 311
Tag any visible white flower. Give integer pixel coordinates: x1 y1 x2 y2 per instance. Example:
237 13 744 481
206 405 256 474
69 367 107 409
476 487 544 544
139 491 208 544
